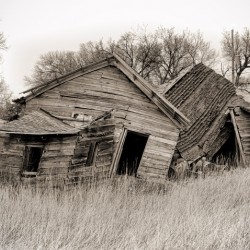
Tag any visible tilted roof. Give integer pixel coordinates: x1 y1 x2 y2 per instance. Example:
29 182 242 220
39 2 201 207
164 63 236 158
0 110 80 135
15 53 190 128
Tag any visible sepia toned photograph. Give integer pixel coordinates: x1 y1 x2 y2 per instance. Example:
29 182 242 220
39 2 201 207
0 0 250 249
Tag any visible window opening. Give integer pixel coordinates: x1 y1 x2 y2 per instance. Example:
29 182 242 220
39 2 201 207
86 142 98 166
117 131 148 176
23 146 43 172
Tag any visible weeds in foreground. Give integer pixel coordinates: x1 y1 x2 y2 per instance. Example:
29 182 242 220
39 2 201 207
1 169 250 249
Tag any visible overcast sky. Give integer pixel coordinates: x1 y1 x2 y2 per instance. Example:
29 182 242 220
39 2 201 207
1 0 249 96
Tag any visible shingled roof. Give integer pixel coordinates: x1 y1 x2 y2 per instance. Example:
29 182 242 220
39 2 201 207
164 63 236 159
0 110 80 135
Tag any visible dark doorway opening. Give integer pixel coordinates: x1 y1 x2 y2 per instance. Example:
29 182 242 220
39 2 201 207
212 132 238 166
23 146 43 172
117 131 148 176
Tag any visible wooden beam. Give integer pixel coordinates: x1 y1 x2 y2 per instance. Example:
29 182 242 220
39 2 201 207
109 128 127 176
229 108 248 167
112 59 189 128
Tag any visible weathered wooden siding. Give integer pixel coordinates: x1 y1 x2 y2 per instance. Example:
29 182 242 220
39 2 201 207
234 108 250 163
38 136 77 181
0 134 77 182
0 133 23 179
114 107 179 179
25 66 179 179
69 117 115 181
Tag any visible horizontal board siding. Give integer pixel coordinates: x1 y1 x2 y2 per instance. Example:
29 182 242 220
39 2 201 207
0 135 24 179
0 134 77 181
68 117 115 180
24 65 179 180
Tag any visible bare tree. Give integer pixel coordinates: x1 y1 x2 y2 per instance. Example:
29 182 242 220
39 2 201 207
0 32 12 119
0 77 13 119
0 78 11 107
114 30 161 81
77 40 111 65
25 41 112 86
24 51 79 86
0 32 7 63
186 30 217 67
152 28 217 84
25 27 217 86
221 28 250 86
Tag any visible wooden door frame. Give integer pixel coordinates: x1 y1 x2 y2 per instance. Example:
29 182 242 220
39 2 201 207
109 128 150 177
110 128 128 176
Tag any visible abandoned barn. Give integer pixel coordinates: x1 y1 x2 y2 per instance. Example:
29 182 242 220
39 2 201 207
0 54 249 184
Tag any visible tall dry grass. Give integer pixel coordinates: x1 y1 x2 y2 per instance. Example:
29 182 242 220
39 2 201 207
1 169 250 250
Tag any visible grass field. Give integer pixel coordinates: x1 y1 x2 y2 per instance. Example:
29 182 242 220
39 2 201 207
1 168 250 250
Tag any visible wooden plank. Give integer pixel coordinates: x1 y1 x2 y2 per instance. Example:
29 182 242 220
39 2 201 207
143 148 173 158
149 135 178 146
138 165 167 175
137 170 166 179
145 144 173 156
139 161 168 171
122 120 179 140
230 109 248 166
140 156 169 166
61 80 148 101
142 152 172 162
124 112 179 134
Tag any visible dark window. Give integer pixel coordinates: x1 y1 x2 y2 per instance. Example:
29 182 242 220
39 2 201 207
86 142 98 166
23 146 43 172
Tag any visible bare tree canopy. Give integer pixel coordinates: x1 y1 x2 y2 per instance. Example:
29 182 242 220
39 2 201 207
113 28 217 84
0 78 11 107
0 77 13 120
25 28 217 86
221 28 250 86
24 51 79 86
153 28 217 84
0 32 12 119
0 32 7 62
77 40 111 65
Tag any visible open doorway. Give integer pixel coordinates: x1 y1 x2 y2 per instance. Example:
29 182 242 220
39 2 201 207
117 131 148 176
212 132 239 166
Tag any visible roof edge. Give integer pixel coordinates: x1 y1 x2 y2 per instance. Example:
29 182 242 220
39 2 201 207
14 56 116 103
112 53 190 128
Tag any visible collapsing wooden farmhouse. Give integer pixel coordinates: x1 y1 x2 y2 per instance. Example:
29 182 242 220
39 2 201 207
0 54 189 183
0 54 249 183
